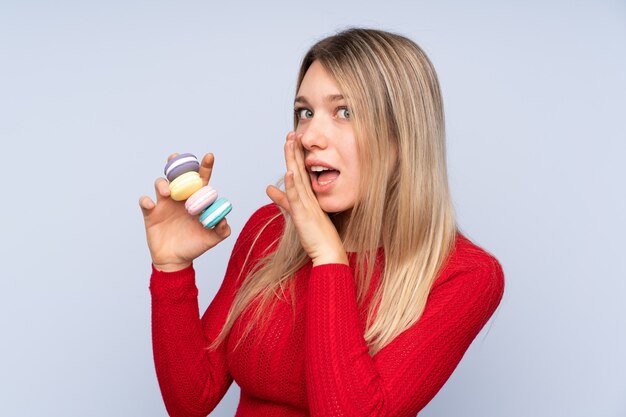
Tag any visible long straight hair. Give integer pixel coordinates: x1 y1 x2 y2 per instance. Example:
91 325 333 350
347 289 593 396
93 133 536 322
208 27 458 356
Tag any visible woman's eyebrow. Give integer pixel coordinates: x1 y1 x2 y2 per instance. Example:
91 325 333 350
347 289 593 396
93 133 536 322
294 94 346 106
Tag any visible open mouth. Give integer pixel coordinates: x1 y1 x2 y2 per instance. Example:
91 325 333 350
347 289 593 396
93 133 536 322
310 166 340 186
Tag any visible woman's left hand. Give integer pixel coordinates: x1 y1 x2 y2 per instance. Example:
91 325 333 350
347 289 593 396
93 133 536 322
266 132 349 267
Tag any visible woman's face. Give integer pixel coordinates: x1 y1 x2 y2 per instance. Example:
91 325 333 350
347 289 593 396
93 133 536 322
294 60 360 214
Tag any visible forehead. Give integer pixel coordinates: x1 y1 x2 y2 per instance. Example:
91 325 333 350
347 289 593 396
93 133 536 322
298 61 342 94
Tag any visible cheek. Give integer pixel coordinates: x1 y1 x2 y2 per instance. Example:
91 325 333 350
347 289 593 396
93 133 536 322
343 159 361 181
342 140 360 178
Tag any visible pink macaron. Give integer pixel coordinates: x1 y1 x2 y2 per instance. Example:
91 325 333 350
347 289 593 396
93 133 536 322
185 185 218 215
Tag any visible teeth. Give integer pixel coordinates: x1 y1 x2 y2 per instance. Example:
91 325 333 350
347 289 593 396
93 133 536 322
310 165 332 172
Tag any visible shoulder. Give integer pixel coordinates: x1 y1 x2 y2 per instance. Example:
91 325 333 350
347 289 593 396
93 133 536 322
243 203 284 236
433 231 505 307
454 232 504 272
441 232 505 278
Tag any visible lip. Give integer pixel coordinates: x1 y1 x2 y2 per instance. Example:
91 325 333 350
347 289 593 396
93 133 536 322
305 158 339 172
305 158 341 194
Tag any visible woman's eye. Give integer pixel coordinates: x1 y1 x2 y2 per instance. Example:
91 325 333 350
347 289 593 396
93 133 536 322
295 108 313 119
337 107 351 119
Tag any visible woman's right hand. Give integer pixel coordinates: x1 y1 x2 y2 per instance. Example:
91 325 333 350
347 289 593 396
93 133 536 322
139 153 231 272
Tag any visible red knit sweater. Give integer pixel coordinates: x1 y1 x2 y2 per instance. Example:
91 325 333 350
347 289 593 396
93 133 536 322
150 203 505 417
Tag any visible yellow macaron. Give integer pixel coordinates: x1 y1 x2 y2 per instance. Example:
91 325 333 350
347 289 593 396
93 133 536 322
169 171 203 201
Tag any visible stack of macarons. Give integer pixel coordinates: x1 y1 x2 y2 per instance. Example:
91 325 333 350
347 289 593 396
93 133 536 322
164 153 232 229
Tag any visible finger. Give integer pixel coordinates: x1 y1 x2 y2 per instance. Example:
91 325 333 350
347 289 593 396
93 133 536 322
167 152 179 162
198 153 215 186
213 218 231 239
286 139 311 204
201 218 230 248
293 134 315 197
293 134 306 173
283 170 303 212
285 131 296 171
284 130 297 143
154 177 170 202
138 195 155 218
285 137 303 192
266 184 291 212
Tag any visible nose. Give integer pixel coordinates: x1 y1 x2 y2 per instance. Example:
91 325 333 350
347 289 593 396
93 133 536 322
299 117 329 151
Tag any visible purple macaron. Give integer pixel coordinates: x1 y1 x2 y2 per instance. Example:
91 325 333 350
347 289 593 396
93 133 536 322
164 153 200 182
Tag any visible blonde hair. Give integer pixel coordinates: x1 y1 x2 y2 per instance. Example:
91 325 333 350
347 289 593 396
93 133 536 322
208 27 458 356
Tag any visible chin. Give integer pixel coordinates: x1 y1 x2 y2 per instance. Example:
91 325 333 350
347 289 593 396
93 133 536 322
317 199 354 215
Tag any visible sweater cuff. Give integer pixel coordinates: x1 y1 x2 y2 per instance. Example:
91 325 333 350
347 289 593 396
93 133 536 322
310 262 353 277
149 262 197 299
311 263 352 274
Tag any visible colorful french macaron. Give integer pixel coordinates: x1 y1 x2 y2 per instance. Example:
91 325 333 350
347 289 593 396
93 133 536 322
164 153 201 182
169 171 203 201
163 152 232 226
185 185 218 215
199 197 232 229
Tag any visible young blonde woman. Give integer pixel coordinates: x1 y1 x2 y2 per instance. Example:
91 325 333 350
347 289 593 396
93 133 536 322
139 27 505 417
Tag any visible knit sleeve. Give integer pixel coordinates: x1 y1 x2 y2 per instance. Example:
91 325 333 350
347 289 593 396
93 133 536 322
304 256 505 417
149 204 280 417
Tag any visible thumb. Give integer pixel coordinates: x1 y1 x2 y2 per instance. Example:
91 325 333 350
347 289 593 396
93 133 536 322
266 185 290 212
